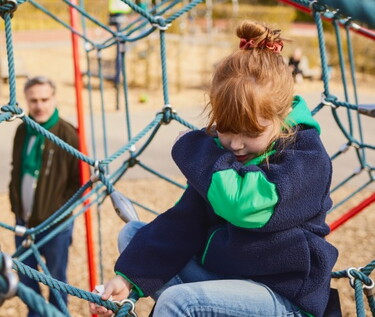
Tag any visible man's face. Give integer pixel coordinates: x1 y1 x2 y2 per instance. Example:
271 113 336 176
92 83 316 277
25 83 56 123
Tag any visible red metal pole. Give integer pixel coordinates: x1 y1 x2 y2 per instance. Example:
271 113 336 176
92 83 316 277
277 0 375 41
329 192 375 232
68 0 97 297
278 0 310 13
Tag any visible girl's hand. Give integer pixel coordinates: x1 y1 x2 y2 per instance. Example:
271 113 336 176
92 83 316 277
88 275 132 316
175 129 192 144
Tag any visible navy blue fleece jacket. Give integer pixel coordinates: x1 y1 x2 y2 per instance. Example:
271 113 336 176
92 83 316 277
115 96 338 317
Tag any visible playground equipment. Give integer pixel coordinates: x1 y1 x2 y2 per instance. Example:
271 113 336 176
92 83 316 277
0 0 374 316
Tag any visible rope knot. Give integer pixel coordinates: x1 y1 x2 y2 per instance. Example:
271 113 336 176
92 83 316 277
321 93 338 109
346 267 375 295
1 104 18 113
152 16 171 31
0 0 18 18
159 104 175 125
128 156 138 167
90 160 106 183
325 94 338 103
309 0 327 13
1 104 25 121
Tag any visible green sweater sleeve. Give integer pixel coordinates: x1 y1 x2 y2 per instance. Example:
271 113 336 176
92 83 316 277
207 168 278 228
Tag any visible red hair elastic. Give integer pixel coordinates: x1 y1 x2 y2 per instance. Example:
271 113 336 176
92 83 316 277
239 38 284 54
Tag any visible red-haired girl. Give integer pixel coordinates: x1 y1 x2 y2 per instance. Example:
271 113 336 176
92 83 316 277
90 20 338 317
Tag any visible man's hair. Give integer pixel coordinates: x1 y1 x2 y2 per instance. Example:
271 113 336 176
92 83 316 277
24 76 56 94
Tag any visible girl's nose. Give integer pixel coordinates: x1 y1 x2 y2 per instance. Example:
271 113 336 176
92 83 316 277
230 137 245 151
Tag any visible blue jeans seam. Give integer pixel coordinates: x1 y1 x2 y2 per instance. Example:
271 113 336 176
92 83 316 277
183 305 302 317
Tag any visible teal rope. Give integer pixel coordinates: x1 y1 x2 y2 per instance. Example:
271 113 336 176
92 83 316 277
96 50 110 173
138 161 187 189
12 182 115 263
120 43 133 141
0 221 14 231
1 278 67 316
0 0 26 13
17 222 75 264
328 180 373 213
26 181 92 236
310 103 325 116
12 258 124 313
120 0 180 36
3 13 17 106
0 180 91 238
120 0 159 23
17 282 67 317
102 113 163 164
96 203 105 284
159 30 170 106
85 58 98 159
116 292 140 317
345 22 367 164
165 0 204 24
114 0 182 43
354 278 366 317
30 245 70 316
0 112 13 122
312 4 330 97
22 115 94 165
330 168 360 193
332 261 375 316
172 112 198 130
127 197 160 216
78 1 99 170
332 18 353 135
330 107 375 150
28 0 96 47
131 123 162 158
62 0 115 35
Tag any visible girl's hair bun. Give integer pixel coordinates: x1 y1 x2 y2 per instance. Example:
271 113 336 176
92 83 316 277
236 21 282 49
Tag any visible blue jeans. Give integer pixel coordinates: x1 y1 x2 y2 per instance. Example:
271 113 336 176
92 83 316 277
15 219 73 317
118 221 304 317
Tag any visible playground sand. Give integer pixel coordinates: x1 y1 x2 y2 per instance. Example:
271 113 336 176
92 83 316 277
0 180 374 317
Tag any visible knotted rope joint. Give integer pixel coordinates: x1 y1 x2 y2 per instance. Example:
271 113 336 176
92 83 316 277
0 0 17 18
151 16 171 31
158 104 176 125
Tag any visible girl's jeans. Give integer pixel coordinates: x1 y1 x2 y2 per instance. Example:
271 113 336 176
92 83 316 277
118 221 304 317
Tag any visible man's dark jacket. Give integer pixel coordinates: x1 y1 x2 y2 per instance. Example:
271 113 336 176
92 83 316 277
9 117 80 228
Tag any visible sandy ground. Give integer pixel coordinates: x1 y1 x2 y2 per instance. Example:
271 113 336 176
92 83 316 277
0 28 374 317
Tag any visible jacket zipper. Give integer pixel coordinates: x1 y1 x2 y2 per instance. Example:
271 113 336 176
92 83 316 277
45 149 54 176
201 227 224 265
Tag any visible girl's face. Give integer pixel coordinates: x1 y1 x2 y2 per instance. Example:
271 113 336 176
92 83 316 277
217 119 276 164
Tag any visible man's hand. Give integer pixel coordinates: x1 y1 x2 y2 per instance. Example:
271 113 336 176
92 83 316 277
88 275 132 316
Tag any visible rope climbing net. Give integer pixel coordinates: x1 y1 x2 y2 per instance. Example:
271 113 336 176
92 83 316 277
0 0 374 316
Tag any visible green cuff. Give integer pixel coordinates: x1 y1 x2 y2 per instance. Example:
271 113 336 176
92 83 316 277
299 308 314 317
115 271 145 297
